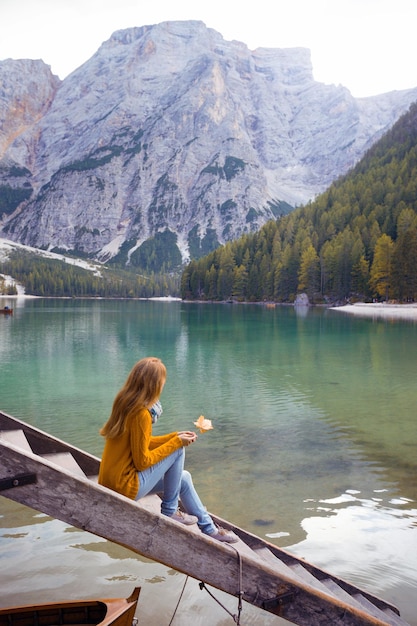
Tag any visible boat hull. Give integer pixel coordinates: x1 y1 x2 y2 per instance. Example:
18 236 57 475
0 588 140 626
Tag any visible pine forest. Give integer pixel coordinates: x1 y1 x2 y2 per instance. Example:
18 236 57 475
181 102 417 304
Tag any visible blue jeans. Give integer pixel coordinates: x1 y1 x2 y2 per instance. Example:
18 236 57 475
135 448 216 535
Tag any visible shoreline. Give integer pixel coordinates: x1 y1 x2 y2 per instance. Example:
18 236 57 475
331 302 417 321
2 294 417 321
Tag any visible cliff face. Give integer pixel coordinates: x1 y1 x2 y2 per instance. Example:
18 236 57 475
0 59 60 156
1 21 416 268
0 59 60 226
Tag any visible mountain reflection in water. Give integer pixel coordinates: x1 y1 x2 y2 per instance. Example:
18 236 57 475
0 299 416 625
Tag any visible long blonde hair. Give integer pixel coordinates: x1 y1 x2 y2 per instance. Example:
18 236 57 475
100 357 166 439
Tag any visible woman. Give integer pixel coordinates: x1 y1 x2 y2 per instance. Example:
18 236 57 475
98 356 238 543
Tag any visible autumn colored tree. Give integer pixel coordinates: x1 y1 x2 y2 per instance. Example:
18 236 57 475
370 234 394 300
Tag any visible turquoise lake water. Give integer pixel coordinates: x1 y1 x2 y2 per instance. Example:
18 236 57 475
0 298 416 625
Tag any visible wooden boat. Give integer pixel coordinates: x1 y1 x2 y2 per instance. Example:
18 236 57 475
0 307 13 315
0 410 411 626
0 588 140 626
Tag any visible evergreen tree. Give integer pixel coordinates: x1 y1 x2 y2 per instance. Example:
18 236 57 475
391 226 417 301
232 264 248 301
216 246 236 300
298 244 320 301
351 255 370 299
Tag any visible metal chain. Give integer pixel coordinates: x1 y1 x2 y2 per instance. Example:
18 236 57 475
199 546 244 624
168 547 244 625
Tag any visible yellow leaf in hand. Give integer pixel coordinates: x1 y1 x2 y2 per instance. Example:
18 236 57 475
194 415 213 433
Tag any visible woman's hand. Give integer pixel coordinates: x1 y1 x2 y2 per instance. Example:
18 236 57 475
178 431 198 446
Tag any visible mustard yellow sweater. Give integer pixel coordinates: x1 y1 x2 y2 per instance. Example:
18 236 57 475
98 407 183 500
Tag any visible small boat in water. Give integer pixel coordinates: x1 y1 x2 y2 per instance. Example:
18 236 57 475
0 587 140 626
0 307 13 315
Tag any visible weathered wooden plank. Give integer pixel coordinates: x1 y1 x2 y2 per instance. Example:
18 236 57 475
0 412 100 476
252 546 306 581
379 608 413 626
290 562 344 600
0 429 32 452
0 441 404 626
352 595 409 626
322 580 388 621
42 452 87 477
224 519 405 621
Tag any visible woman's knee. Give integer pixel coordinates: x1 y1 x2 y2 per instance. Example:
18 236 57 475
169 446 184 466
180 469 193 491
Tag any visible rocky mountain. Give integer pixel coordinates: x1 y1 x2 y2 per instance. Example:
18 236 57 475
1 20 417 271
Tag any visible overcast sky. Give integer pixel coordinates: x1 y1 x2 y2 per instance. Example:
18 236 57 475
1 0 416 97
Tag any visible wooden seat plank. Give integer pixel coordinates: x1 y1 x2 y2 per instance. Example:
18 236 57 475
0 429 32 452
43 452 87 477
